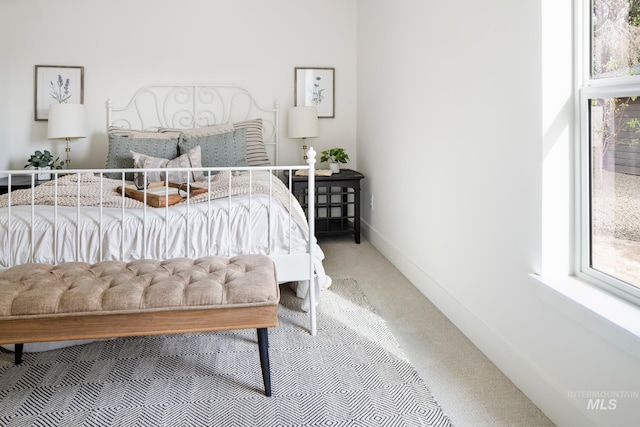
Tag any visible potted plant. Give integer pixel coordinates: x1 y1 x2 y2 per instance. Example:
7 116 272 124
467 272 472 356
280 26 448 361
320 148 350 173
24 150 65 180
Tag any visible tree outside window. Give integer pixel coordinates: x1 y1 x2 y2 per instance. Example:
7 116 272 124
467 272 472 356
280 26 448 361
587 0 640 293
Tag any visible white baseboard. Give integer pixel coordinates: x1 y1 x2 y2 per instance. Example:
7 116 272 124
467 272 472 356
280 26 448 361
361 220 602 427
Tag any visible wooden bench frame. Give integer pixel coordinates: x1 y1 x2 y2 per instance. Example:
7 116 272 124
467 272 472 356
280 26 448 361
0 303 278 396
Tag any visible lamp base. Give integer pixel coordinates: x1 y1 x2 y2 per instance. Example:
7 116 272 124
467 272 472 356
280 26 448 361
65 138 71 167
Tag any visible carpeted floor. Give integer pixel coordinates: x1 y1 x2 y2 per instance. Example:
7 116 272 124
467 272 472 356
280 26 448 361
0 278 453 426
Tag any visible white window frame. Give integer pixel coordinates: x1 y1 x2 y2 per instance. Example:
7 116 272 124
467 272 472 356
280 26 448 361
575 0 640 306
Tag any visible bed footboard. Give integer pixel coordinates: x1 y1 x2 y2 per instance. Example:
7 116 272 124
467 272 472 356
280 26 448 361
0 149 320 335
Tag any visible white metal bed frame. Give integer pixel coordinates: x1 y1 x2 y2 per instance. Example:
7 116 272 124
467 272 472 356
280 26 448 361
106 84 281 165
0 84 320 336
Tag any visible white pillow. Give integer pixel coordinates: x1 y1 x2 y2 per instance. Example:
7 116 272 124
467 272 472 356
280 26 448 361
159 123 235 137
108 126 181 139
131 145 203 184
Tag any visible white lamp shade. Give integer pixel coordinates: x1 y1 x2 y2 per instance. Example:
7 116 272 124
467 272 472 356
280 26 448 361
288 106 319 138
47 103 86 139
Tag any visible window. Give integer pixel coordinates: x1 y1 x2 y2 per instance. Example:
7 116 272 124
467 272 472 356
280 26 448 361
579 0 640 303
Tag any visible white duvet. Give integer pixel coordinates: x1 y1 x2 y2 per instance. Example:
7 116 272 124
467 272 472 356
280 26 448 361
0 194 322 268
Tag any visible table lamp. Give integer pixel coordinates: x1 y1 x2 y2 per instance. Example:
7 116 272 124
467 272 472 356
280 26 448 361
47 103 86 167
288 106 319 160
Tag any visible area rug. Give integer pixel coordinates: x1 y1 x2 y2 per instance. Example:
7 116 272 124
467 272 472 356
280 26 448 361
0 278 453 426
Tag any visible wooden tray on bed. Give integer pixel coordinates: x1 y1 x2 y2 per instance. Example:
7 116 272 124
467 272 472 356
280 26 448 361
116 181 207 208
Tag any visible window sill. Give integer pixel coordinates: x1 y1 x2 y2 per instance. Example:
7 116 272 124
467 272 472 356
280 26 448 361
530 273 640 358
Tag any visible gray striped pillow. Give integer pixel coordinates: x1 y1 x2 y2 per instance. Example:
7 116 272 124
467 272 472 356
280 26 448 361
233 119 271 166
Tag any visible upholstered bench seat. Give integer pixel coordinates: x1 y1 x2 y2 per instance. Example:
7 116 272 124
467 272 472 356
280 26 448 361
0 255 279 396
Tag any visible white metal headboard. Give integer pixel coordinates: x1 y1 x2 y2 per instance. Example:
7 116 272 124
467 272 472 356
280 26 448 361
106 84 280 165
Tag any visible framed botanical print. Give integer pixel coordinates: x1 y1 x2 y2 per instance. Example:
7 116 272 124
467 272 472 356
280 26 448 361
294 67 335 118
34 65 84 121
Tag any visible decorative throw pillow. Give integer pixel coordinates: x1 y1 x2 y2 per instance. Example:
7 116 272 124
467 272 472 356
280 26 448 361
233 118 271 166
131 145 203 183
178 128 247 168
106 133 179 180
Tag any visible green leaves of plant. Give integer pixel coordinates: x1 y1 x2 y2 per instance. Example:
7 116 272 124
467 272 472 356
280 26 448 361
24 149 64 169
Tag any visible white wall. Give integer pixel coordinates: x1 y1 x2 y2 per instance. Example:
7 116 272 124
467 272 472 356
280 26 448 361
357 1 640 426
0 2 10 170
2 0 357 170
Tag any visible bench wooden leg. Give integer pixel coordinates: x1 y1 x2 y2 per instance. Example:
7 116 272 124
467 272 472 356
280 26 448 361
14 344 23 365
257 328 271 396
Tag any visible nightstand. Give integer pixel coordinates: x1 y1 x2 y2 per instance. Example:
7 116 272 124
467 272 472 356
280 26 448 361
285 168 365 243
0 176 45 195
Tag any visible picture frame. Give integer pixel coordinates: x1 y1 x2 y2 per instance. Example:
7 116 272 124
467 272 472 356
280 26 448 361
295 67 335 118
34 65 84 121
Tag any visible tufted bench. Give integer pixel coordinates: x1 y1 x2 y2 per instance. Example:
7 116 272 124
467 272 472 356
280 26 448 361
0 255 279 396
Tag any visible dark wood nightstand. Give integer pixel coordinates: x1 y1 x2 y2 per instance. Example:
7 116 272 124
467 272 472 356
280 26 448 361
0 176 45 195
285 168 365 243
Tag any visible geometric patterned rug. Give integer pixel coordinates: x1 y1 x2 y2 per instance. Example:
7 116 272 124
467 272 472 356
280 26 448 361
0 278 453 426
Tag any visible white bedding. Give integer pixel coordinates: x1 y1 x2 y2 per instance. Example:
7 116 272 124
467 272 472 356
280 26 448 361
0 194 322 268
